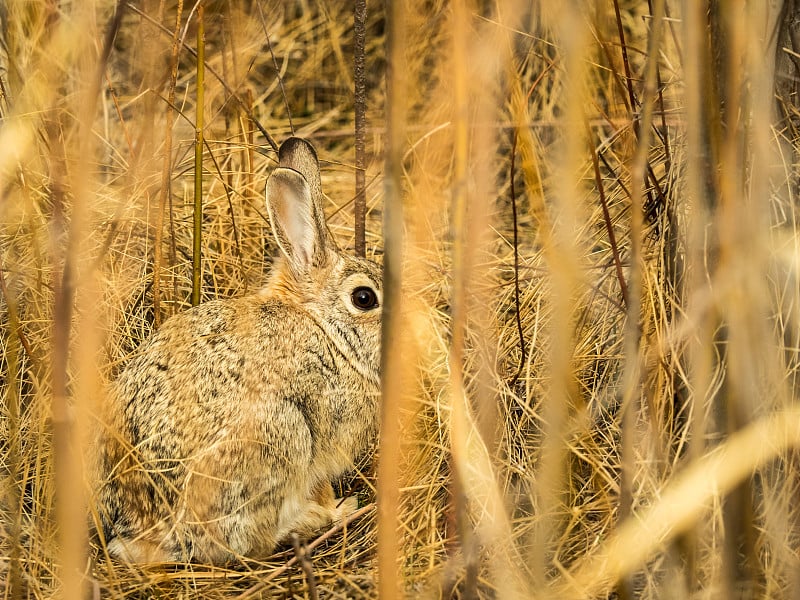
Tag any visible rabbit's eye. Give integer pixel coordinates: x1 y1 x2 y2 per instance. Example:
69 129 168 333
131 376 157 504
351 286 379 310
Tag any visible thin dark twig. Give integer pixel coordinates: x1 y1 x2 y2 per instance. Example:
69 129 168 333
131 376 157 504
613 0 639 129
587 122 629 308
0 265 35 362
87 11 133 275
256 1 293 135
597 151 630 199
125 1 279 152
234 503 375 599
662 0 684 66
290 534 319 600
647 0 671 170
508 131 527 387
595 24 633 114
611 0 658 222
200 134 247 282
93 1 127 102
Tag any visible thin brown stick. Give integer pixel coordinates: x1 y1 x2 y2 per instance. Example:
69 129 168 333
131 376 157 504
606 0 661 226
586 123 629 309
508 131 527 387
353 0 367 258
290 534 319 600
234 504 376 599
256 1 293 135
127 2 279 152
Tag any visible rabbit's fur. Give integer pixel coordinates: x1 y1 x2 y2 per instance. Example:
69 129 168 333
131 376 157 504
95 137 382 564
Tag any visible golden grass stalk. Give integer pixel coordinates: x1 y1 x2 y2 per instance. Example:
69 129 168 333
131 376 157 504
556 407 800 599
448 1 526 598
617 1 665 596
51 3 126 598
529 5 593 595
377 0 407 596
1 266 24 599
448 0 478 594
154 0 185 325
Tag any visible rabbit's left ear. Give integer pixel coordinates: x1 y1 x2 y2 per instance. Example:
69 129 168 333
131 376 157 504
278 137 333 255
266 168 329 275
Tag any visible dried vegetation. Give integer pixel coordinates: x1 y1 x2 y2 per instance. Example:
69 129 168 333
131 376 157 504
2 1 800 598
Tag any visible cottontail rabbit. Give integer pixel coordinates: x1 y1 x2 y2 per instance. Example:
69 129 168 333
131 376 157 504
95 137 382 564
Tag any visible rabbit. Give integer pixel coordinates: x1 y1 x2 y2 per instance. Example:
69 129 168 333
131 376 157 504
94 137 382 565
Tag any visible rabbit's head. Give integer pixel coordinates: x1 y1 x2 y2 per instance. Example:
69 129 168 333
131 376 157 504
265 137 382 386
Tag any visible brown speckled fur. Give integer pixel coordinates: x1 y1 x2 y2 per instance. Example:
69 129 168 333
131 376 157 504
94 138 381 565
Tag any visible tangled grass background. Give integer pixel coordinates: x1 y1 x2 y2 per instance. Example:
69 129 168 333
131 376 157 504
2 1 800 598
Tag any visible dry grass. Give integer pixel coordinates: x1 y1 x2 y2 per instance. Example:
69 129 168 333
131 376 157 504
2 1 800 598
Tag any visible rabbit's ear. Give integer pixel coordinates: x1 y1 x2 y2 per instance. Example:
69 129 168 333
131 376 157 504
277 137 332 254
266 168 326 274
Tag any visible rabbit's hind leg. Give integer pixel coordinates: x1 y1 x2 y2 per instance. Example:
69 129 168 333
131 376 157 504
314 480 358 522
283 481 358 541
106 535 176 564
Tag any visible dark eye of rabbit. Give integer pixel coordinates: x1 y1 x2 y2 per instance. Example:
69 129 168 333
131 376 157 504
351 286 379 310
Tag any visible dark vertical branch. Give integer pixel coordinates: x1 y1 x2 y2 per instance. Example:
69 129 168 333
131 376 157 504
290 534 319 600
587 125 628 309
609 0 659 224
508 132 527 387
354 0 367 258
612 0 638 117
